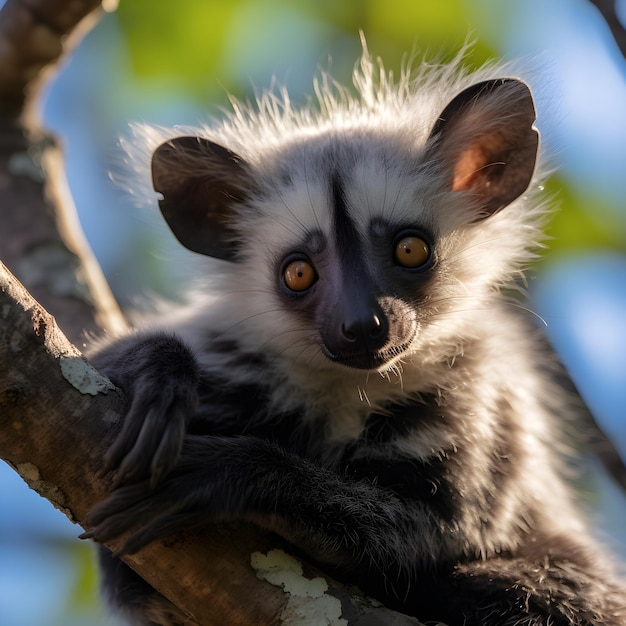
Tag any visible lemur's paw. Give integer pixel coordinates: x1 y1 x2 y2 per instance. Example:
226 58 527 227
101 335 199 489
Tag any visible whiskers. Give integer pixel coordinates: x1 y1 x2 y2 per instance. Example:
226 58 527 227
357 386 371 405
504 301 547 327
413 292 546 327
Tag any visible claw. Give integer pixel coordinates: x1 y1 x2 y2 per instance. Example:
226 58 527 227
78 529 94 540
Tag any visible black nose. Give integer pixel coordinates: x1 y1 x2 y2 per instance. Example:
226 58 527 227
330 292 390 356
340 311 387 348
319 274 391 368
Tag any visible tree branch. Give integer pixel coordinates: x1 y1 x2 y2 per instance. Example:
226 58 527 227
0 0 127 344
0 261 423 625
588 0 626 58
0 0 105 113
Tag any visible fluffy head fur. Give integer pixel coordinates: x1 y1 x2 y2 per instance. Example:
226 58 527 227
121 41 548 403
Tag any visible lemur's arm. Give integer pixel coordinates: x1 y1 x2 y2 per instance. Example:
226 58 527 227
83 415 619 626
83 431 441 577
91 341 424 565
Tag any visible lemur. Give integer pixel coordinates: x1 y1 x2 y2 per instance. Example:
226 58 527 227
81 44 626 626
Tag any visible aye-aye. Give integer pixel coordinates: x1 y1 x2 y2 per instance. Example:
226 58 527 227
82 45 626 626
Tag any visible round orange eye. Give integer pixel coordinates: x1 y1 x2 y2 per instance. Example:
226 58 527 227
283 259 317 292
395 236 430 268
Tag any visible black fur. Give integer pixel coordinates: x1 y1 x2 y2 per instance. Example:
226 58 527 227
86 333 626 626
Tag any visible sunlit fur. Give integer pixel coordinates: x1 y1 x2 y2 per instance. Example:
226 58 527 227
93 40 626 626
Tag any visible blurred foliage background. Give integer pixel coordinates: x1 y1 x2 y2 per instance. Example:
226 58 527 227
1 0 625 624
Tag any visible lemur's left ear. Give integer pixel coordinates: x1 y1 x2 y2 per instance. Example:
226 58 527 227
151 136 251 261
426 78 539 218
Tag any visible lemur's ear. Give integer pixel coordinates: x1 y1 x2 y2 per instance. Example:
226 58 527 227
151 136 251 261
426 78 539 218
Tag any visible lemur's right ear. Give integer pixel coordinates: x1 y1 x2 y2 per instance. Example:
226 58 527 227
151 136 251 261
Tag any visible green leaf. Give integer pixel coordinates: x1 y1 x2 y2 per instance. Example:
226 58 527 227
543 176 626 256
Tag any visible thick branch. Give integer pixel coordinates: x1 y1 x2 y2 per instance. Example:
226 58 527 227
0 0 105 113
0 0 127 345
589 0 626 58
0 261 423 625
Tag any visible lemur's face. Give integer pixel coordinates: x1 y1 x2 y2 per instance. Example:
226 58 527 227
272 170 435 371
